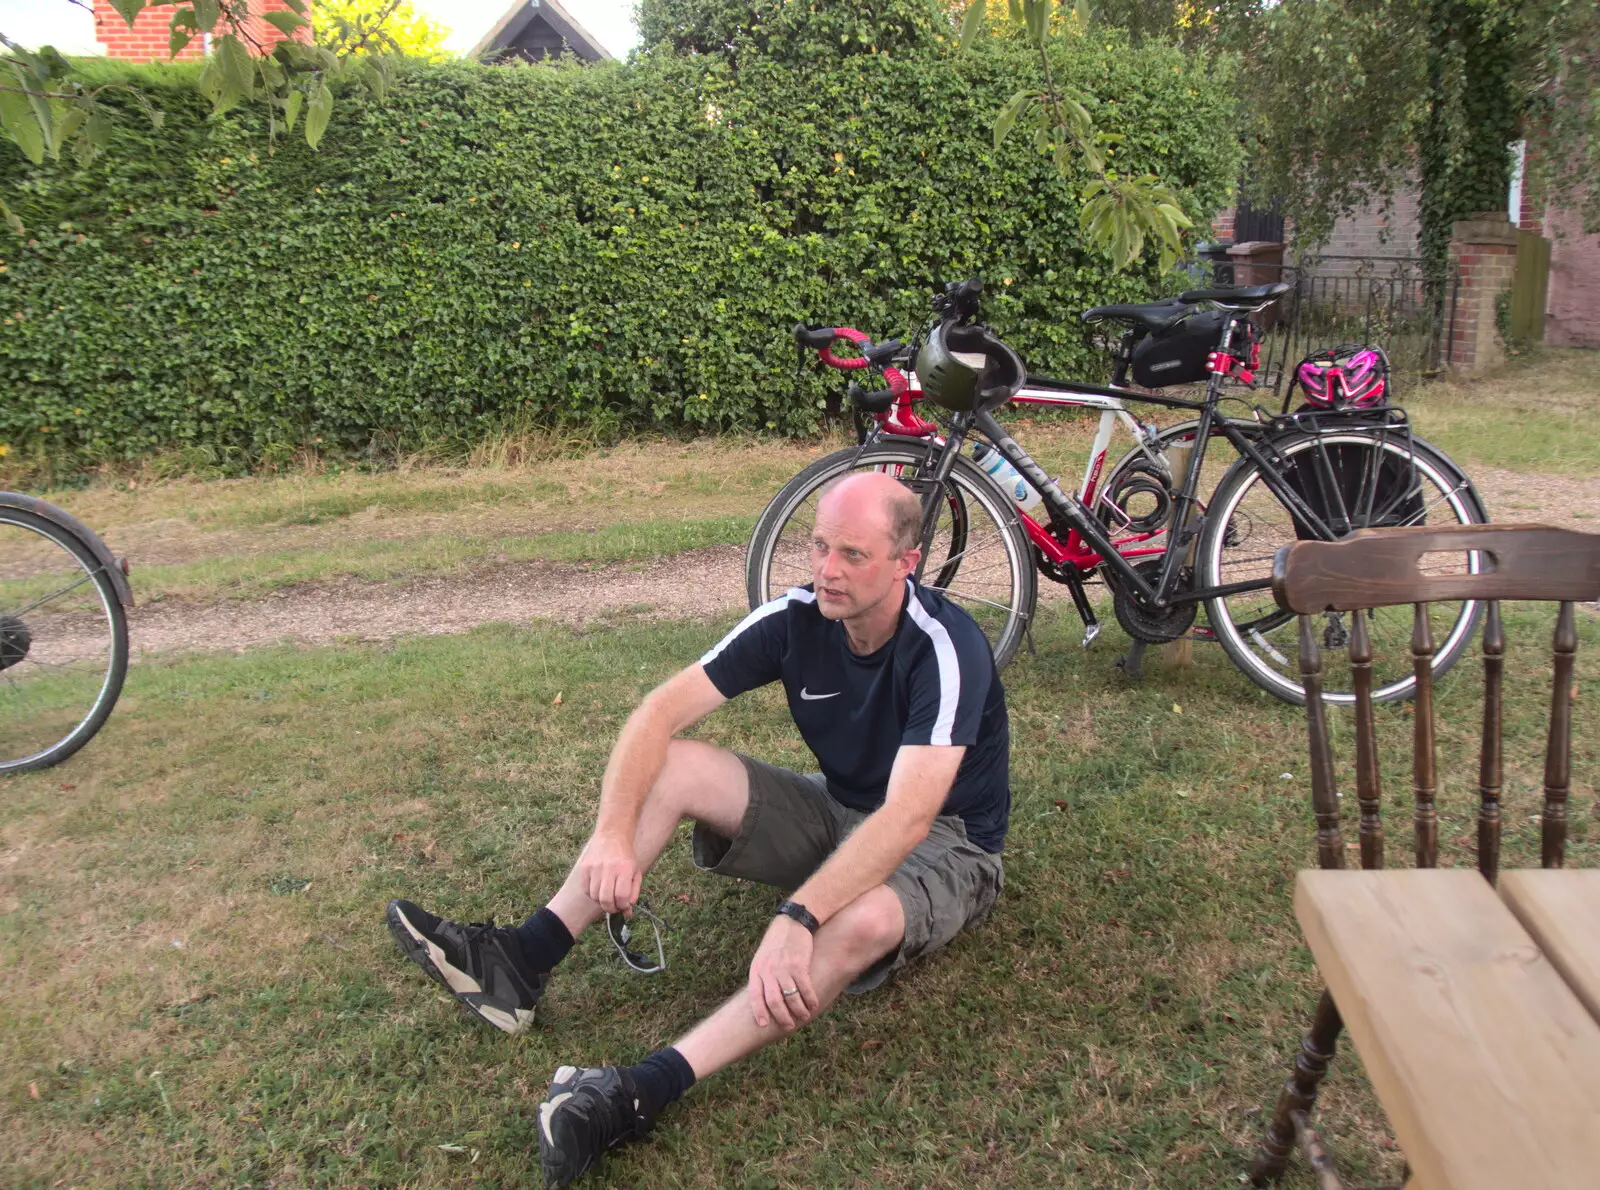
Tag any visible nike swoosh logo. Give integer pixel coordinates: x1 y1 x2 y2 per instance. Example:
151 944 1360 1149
799 688 840 701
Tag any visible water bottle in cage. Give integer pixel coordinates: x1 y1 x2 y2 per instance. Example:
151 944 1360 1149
970 443 1044 516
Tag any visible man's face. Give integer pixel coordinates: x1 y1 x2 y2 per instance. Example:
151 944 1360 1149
809 488 918 622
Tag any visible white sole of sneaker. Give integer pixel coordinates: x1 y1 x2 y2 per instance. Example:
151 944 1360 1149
538 1090 575 1146
394 908 533 1035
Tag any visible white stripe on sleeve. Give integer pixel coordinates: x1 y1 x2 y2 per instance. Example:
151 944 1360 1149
699 587 814 666
902 581 961 746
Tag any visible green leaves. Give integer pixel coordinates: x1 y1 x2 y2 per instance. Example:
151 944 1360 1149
978 0 1202 271
1023 0 1050 47
0 45 1238 469
192 0 222 33
106 0 147 27
993 89 1037 149
1079 175 1195 273
263 11 310 38
0 78 46 165
304 81 333 149
0 2 402 168
959 1 988 51
217 34 257 108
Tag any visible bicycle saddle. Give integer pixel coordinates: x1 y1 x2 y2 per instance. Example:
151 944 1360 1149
1079 298 1193 333
1178 282 1291 307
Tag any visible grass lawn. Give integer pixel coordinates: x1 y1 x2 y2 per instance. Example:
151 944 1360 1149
2 600 1594 1187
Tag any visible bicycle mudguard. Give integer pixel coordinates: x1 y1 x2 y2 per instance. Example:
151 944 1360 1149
0 491 134 608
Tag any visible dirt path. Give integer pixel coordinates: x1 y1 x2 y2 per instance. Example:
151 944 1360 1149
99 463 1596 659
121 545 750 657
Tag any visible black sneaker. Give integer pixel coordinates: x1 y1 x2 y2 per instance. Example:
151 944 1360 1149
385 898 548 1035
537 1065 654 1188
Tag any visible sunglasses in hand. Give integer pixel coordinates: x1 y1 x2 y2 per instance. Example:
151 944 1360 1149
605 901 669 974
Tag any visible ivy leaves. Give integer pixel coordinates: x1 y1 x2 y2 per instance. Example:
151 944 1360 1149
0 38 1238 469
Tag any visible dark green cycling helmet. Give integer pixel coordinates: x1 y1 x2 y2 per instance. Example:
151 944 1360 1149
915 320 1026 412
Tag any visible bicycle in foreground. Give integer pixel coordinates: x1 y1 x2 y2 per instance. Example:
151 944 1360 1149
748 278 1488 705
1 492 133 773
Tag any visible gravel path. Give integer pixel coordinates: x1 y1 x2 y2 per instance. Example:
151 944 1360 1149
87 463 1596 660
121 545 750 657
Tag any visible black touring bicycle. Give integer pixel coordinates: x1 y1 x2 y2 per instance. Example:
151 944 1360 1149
747 279 1488 706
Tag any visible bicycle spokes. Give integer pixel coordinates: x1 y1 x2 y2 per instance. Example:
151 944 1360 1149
0 511 128 773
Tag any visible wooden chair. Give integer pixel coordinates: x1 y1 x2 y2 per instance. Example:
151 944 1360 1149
1248 523 1600 1187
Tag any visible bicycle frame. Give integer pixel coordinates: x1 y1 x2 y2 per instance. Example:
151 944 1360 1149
866 308 1391 612
1004 378 1200 571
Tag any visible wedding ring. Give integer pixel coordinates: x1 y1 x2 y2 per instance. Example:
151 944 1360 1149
781 987 799 996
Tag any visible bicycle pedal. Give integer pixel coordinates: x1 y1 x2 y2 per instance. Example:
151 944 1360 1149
1080 623 1101 649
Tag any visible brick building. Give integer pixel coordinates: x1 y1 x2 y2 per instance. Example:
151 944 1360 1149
1212 163 1599 350
92 0 312 61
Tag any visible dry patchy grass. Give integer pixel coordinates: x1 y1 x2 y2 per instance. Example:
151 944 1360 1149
1 601 1593 1188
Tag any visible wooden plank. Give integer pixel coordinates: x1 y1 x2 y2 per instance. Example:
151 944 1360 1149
1532 234 1551 340
1296 869 1600 1190
1500 869 1600 1027
1272 524 1600 614
1512 230 1533 340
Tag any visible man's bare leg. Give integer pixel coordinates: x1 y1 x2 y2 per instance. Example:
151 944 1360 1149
672 884 905 1077
535 885 905 1188
544 738 749 939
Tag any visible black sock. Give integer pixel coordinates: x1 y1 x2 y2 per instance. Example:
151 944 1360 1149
511 907 574 977
623 1047 697 1119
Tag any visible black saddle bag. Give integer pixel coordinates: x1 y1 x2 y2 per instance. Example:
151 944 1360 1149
1129 309 1227 388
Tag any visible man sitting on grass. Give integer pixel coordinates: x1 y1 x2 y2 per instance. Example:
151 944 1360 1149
386 471 1011 1188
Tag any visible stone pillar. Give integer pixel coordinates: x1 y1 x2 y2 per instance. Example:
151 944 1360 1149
1446 214 1519 374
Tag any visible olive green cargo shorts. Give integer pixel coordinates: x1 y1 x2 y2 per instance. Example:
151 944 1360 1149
691 755 1005 991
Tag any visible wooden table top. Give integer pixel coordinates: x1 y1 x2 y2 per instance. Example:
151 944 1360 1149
1295 868 1600 1190
1500 868 1600 1028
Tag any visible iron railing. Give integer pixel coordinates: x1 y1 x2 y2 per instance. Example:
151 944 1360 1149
1181 254 1459 402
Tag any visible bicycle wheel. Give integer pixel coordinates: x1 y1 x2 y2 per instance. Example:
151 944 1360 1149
1198 432 1487 705
746 444 1037 669
0 508 129 774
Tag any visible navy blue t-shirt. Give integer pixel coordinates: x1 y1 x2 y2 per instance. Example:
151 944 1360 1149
698 579 1011 852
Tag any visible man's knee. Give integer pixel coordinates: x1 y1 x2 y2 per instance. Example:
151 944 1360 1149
648 739 748 833
821 887 904 965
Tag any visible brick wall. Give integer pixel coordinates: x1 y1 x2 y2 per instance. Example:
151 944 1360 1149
1543 198 1600 349
1315 188 1422 261
1446 215 1518 372
94 0 312 62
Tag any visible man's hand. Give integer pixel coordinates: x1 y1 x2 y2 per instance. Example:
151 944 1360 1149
577 830 642 915
747 915 819 1031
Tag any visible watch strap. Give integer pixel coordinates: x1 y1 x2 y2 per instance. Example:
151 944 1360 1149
775 899 820 934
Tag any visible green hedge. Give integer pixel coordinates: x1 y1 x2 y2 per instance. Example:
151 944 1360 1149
0 27 1241 469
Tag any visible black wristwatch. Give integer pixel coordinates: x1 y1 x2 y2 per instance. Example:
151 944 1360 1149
775 899 820 934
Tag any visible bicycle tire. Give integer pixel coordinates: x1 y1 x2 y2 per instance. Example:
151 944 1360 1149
1197 431 1487 705
745 443 1037 670
0 508 129 774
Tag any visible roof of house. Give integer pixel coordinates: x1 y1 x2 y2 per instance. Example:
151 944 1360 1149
472 0 613 63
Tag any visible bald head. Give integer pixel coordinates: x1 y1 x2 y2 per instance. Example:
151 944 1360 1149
817 471 923 557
